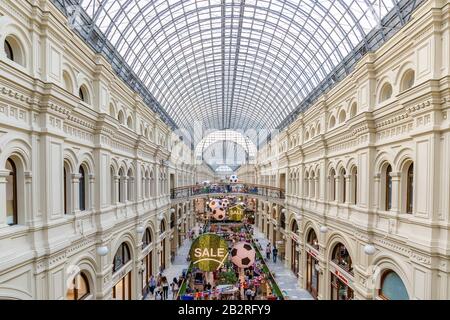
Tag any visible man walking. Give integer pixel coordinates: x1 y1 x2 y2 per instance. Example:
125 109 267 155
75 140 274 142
272 245 278 263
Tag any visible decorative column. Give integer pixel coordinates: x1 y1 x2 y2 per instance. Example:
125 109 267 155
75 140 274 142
89 174 95 211
373 173 380 210
25 172 33 223
315 175 320 200
113 175 120 204
122 176 128 203
345 174 351 204
72 173 81 212
390 171 401 214
334 174 340 202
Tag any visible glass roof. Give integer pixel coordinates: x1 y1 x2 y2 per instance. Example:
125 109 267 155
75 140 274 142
60 0 419 133
195 130 256 171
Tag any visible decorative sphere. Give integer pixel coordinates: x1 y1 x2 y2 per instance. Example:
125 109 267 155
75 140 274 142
319 226 328 233
364 244 376 255
97 246 109 256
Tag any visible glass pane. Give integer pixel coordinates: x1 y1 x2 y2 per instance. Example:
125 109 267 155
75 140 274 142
5 159 16 225
381 272 409 300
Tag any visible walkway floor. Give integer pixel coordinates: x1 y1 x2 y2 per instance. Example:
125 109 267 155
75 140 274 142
145 239 192 300
253 228 314 300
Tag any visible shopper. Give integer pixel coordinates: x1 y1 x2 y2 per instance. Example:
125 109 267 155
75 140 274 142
155 282 163 300
171 278 179 299
245 287 252 300
148 275 156 297
273 246 278 263
161 276 169 300
266 243 271 260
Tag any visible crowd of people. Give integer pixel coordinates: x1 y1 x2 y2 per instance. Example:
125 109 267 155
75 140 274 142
145 273 185 300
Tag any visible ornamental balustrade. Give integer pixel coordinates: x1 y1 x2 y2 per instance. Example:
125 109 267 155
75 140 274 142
170 183 285 200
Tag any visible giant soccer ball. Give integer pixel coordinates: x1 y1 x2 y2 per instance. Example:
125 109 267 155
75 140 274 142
231 242 255 269
209 199 222 210
222 198 230 208
212 206 226 221
230 175 238 183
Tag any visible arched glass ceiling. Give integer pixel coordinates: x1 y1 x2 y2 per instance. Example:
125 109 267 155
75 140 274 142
67 0 418 132
195 130 257 159
215 165 234 173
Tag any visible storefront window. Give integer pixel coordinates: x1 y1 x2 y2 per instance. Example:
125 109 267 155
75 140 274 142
307 254 319 299
66 272 90 300
331 243 353 275
330 274 353 300
113 273 131 300
307 229 319 250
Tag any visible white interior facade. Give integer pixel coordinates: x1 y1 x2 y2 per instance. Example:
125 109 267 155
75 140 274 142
1 0 450 300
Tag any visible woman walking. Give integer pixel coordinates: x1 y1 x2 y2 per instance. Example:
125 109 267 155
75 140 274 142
161 276 169 300
171 277 179 299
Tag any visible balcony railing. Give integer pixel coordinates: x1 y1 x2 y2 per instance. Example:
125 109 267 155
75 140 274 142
170 183 285 200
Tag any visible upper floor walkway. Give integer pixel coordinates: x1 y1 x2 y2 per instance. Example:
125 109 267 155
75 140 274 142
170 183 285 204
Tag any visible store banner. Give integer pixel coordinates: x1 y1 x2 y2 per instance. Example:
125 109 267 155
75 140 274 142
189 233 228 271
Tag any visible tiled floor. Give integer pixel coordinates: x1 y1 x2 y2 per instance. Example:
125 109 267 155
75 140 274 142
253 228 314 300
144 239 192 300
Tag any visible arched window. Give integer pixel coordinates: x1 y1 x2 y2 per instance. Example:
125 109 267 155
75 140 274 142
406 163 414 214
351 167 358 205
379 83 393 103
118 168 124 203
329 115 336 129
310 171 315 198
127 116 133 129
400 70 415 92
160 220 166 234
66 272 90 300
304 172 309 197
329 169 336 201
79 166 86 211
385 164 392 211
340 168 346 203
170 211 176 229
331 243 353 275
4 36 24 66
62 71 73 93
280 210 286 229
338 110 346 124
4 39 13 61
149 171 154 197
291 220 298 233
379 270 409 300
118 110 125 124
317 123 321 134
350 102 357 117
113 243 131 273
109 104 115 118
305 130 309 141
142 228 152 249
110 166 115 205
6 158 17 226
127 169 133 201
307 229 319 250
78 86 89 103
63 162 72 214
311 128 315 138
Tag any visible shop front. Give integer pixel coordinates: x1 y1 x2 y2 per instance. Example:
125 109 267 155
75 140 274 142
329 242 354 300
112 242 133 300
306 229 320 299
141 228 153 295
